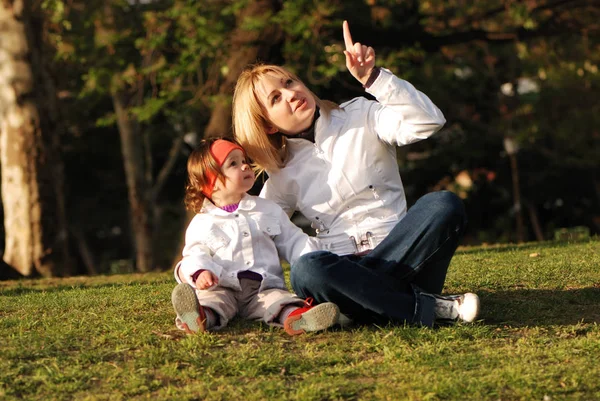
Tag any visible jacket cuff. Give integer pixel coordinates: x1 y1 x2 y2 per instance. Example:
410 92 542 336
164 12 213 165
363 67 381 89
191 269 206 284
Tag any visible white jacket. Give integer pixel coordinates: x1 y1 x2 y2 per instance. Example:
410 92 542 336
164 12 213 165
175 194 320 292
260 68 446 256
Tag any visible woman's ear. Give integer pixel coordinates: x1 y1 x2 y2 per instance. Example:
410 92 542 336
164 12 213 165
266 125 278 135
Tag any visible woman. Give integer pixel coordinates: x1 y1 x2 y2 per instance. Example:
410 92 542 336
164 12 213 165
231 21 479 327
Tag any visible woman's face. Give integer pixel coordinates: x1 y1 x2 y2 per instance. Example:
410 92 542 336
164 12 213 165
255 73 316 135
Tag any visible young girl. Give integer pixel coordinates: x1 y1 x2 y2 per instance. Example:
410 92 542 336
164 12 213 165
171 137 340 335
232 21 480 327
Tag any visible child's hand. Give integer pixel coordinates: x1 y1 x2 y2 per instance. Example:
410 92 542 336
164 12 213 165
196 270 219 290
343 20 376 86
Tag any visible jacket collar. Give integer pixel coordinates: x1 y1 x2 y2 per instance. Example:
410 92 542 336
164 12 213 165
201 193 257 215
281 107 320 144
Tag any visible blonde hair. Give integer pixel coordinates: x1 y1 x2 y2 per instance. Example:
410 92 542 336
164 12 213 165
184 137 239 213
232 63 336 174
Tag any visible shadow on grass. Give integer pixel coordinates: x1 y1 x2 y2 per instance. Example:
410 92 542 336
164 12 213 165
208 287 600 335
478 286 600 326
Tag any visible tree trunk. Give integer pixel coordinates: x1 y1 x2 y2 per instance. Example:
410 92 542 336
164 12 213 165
508 152 525 243
112 90 153 272
203 0 282 139
99 1 154 273
526 201 544 242
0 0 72 277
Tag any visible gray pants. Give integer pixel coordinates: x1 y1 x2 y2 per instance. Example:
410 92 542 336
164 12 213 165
175 278 304 331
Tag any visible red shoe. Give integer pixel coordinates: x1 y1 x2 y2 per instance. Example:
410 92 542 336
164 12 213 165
171 283 207 334
284 298 340 336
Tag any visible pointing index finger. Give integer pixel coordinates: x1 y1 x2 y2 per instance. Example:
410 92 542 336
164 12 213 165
343 20 354 51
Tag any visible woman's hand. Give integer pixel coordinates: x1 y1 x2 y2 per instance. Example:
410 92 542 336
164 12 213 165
196 270 219 290
343 20 376 86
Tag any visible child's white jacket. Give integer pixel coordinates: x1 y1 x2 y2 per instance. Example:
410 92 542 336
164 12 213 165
175 194 320 292
261 68 446 256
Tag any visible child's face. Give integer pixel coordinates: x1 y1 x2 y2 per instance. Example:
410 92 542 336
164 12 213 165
213 149 255 202
255 73 316 135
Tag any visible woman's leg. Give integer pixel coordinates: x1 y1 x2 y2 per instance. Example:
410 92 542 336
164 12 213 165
290 191 466 326
364 191 467 294
291 251 436 326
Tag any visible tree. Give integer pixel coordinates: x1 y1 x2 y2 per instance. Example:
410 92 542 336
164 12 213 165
48 0 285 272
0 0 72 277
18 0 596 277
336 0 600 243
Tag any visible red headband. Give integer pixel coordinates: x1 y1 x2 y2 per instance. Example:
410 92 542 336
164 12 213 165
201 139 245 198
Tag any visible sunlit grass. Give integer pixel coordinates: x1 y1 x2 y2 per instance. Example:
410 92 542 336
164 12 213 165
1 239 598 400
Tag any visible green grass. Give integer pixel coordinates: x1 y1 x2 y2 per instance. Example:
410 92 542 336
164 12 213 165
1 240 599 400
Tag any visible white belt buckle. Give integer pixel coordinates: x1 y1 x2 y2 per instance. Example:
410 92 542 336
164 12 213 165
350 231 374 255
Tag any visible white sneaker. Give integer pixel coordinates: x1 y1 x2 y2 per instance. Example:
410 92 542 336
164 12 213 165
337 313 354 327
434 293 480 323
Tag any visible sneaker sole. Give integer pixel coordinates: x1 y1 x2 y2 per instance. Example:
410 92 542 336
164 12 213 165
171 283 206 334
284 302 340 336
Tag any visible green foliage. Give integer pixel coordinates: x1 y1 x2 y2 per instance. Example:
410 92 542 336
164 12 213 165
1 240 599 400
274 1 342 85
26 0 599 272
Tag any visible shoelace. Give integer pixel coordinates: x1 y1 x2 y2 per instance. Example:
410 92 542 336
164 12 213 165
303 297 315 307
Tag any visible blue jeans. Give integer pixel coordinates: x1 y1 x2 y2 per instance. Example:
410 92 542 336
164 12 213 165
290 191 467 327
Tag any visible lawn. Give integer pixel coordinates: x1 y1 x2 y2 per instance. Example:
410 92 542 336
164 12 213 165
1 239 599 400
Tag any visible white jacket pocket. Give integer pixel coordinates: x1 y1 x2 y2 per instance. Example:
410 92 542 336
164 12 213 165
253 217 282 237
199 226 233 263
203 229 230 251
